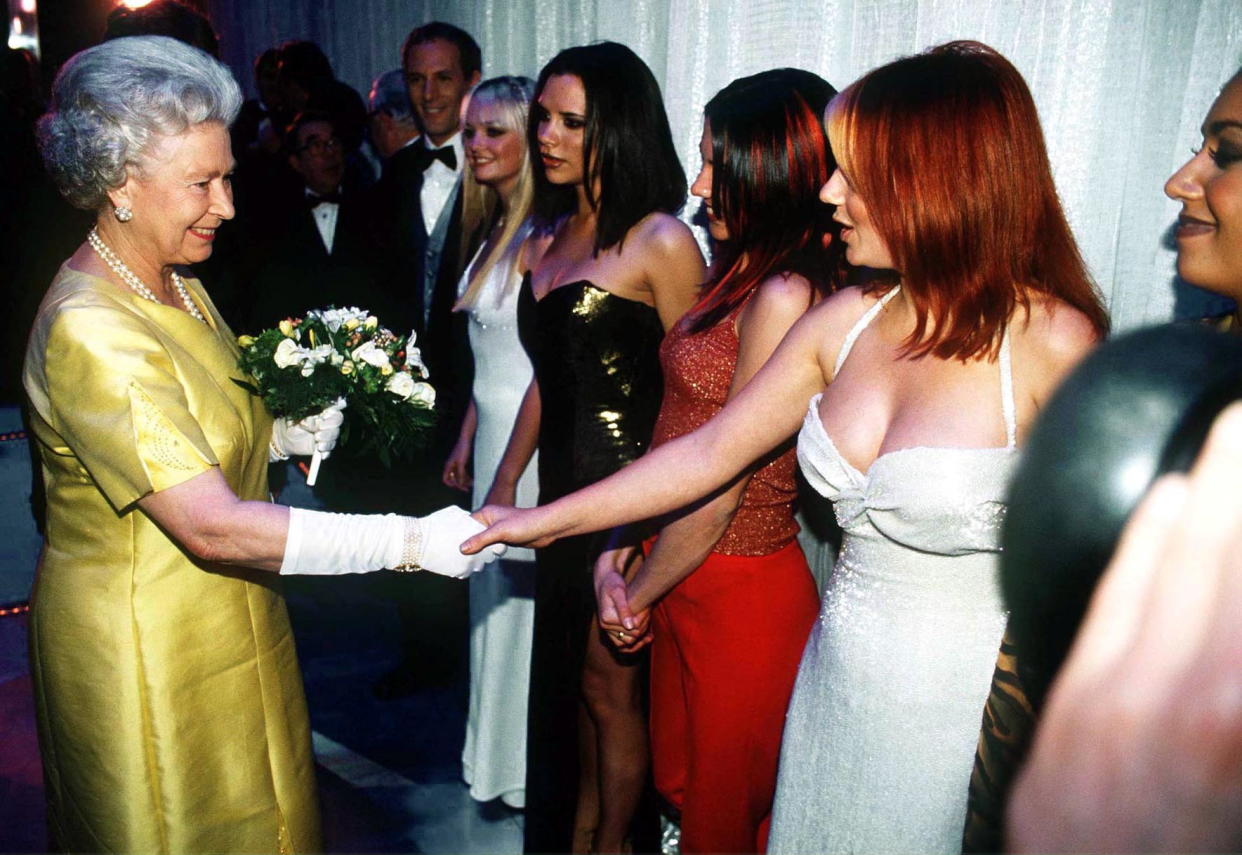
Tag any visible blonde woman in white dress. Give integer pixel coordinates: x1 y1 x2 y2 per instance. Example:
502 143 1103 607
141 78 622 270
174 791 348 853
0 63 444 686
443 76 546 808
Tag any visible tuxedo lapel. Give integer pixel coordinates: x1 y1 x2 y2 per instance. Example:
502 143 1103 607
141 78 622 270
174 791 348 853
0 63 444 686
295 205 331 260
385 145 431 335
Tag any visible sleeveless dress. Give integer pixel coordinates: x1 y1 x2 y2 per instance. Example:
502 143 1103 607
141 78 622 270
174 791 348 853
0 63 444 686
23 266 320 853
458 229 539 808
648 303 819 854
767 287 1016 854
517 275 664 854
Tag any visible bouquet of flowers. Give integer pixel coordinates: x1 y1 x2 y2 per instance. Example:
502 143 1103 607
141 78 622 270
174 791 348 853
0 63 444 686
236 306 436 482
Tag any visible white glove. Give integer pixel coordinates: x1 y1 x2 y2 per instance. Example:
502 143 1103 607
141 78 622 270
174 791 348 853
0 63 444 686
270 398 346 461
279 506 505 577
413 506 506 579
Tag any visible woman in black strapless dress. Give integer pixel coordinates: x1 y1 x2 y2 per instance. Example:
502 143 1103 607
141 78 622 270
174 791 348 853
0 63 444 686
485 42 705 855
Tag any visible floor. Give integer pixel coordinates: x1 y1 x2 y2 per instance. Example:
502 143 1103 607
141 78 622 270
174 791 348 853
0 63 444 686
0 406 524 854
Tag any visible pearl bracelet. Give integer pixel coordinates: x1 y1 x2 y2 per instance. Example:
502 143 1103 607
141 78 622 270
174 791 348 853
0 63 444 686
391 517 424 572
268 437 289 462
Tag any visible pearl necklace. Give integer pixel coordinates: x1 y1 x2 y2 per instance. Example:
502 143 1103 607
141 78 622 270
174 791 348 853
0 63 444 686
87 228 206 323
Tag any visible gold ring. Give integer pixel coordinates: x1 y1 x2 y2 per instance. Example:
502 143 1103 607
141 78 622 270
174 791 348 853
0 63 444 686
615 631 625 640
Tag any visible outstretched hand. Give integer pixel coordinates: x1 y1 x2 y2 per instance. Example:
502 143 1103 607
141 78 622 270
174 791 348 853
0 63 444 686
462 504 561 554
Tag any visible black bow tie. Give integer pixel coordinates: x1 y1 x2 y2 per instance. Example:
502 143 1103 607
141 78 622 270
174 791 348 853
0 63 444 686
416 143 457 172
305 191 342 207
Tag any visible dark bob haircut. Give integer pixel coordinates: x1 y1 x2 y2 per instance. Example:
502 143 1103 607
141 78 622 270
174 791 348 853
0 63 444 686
690 68 841 333
529 41 686 254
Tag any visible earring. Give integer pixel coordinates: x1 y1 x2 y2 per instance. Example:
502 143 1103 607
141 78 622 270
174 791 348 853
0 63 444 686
114 206 133 223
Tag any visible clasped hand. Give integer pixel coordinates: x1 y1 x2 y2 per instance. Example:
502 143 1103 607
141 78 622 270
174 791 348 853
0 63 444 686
271 398 346 459
594 545 653 652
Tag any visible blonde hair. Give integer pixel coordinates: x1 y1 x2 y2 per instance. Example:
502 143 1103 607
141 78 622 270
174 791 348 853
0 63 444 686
456 76 536 310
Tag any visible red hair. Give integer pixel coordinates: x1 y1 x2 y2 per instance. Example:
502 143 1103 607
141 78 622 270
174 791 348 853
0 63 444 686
828 41 1108 360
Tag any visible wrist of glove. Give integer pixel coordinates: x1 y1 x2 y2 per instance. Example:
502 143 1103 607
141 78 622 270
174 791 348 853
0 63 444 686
270 398 346 461
396 507 507 578
279 506 506 578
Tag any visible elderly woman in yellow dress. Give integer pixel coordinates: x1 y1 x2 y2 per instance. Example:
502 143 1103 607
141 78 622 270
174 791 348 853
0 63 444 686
25 36 500 853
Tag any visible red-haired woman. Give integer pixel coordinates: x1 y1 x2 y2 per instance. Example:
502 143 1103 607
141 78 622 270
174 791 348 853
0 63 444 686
464 41 1108 853
590 69 840 854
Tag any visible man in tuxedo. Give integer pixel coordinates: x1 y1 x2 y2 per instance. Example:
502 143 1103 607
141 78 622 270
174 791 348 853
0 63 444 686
370 22 487 698
243 111 407 333
395 21 484 443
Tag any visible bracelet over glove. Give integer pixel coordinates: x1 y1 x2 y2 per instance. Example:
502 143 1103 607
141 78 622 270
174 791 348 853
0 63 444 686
279 506 506 578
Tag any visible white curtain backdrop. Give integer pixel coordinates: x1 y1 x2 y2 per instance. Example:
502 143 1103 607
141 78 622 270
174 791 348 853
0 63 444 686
208 0 1242 330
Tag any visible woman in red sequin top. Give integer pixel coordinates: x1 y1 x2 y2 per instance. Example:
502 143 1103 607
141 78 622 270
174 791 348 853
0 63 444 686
592 69 843 854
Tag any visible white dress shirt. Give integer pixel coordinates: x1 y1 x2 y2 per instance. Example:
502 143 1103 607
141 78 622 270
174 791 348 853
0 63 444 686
306 188 340 255
419 131 464 234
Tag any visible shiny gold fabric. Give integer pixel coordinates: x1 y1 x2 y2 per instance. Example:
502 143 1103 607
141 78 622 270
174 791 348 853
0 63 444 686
23 265 321 854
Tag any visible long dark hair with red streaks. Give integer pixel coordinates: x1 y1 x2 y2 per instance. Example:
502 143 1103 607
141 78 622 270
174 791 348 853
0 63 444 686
687 68 842 334
828 40 1108 360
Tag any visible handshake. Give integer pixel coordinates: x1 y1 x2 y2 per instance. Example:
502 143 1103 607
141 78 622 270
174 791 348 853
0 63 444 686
279 505 506 580
410 506 506 579
271 403 505 580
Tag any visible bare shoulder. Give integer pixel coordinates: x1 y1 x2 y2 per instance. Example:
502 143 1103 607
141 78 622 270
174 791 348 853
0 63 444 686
629 211 699 261
1013 294 1103 374
805 285 878 335
779 285 877 366
734 273 815 349
755 271 814 306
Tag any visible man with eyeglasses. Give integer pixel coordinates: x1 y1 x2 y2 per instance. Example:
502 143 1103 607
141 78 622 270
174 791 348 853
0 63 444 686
241 111 406 337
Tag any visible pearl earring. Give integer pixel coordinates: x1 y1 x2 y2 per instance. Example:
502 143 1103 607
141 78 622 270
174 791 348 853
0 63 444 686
115 206 133 223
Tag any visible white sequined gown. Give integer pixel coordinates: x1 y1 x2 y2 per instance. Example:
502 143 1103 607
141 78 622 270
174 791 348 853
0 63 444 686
767 288 1016 854
460 226 538 808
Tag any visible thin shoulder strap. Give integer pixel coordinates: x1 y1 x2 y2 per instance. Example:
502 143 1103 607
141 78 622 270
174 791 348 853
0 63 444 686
999 327 1017 448
832 286 900 379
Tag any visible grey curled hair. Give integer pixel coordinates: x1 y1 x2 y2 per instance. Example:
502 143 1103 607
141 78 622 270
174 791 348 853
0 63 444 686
37 35 242 211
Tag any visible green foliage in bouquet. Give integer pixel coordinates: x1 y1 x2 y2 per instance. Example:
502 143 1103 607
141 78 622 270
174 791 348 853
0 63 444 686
236 307 437 466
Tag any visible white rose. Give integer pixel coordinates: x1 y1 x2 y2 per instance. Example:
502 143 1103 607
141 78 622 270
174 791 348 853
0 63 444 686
351 340 391 368
273 337 302 369
409 382 436 407
386 371 416 400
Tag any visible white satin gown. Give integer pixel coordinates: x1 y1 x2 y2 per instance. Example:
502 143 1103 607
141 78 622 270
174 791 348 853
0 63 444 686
459 226 539 808
768 287 1015 854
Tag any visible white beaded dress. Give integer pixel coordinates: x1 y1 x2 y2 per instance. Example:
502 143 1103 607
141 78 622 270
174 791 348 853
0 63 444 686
767 287 1015 854
459 225 538 808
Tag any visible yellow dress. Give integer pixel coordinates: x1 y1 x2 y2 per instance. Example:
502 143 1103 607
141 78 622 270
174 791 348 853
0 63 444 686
23 265 321 854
